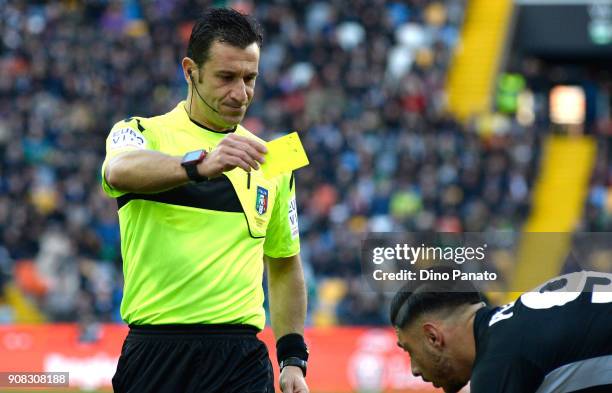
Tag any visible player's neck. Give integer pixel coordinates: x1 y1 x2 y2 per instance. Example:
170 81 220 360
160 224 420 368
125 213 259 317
448 303 484 376
463 303 485 366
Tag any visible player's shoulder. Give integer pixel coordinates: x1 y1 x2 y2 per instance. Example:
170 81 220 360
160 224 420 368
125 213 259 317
475 306 524 357
472 308 538 386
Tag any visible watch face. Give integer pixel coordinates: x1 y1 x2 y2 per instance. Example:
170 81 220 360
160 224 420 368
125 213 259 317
182 150 204 165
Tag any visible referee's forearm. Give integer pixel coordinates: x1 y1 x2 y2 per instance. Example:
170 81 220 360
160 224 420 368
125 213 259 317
265 254 307 338
105 150 189 193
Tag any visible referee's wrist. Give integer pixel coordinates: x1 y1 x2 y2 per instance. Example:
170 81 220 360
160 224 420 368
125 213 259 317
276 333 309 365
277 333 308 377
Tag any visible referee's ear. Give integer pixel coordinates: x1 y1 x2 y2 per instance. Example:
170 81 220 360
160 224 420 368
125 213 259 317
181 57 198 83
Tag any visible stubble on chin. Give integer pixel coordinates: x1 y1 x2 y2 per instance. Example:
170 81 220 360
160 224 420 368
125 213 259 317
442 378 469 393
438 358 468 393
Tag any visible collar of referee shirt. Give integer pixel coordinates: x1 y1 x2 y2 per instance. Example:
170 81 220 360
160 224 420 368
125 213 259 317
183 104 237 134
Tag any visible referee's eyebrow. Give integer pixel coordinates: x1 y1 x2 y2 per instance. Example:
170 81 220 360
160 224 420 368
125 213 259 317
216 71 259 78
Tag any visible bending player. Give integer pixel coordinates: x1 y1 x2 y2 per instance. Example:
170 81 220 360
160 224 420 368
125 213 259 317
390 266 612 392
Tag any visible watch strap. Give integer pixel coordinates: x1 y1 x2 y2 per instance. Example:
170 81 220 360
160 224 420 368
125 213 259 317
279 357 307 377
184 163 207 182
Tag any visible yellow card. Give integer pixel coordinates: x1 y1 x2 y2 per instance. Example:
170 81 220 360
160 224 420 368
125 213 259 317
261 132 309 179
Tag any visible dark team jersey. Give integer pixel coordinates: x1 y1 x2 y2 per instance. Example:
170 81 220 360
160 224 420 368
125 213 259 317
471 271 612 393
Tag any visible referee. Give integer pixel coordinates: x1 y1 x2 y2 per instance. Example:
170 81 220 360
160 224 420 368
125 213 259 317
101 8 308 393
390 267 612 393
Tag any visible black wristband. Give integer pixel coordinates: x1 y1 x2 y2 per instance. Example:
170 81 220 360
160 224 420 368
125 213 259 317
276 333 309 365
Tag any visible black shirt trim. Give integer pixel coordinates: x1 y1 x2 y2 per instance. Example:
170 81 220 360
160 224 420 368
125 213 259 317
116 175 241 212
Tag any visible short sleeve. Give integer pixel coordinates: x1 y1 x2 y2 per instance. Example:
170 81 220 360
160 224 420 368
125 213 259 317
263 172 300 258
100 118 155 198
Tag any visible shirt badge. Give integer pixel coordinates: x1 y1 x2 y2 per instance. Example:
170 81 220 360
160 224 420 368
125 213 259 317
256 186 268 215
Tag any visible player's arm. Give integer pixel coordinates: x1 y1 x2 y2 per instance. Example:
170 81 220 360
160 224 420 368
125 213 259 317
104 133 266 194
265 253 309 393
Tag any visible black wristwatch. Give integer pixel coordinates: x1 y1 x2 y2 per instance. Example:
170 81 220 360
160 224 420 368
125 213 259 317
279 357 307 377
181 149 208 182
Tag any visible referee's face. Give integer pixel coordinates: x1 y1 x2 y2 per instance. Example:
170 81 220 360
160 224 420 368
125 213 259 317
396 324 469 393
191 41 259 129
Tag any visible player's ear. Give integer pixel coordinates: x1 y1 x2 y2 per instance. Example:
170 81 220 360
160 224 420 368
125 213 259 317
422 322 444 349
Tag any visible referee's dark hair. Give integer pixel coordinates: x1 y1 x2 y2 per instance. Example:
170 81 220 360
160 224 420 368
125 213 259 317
390 265 484 329
187 8 264 67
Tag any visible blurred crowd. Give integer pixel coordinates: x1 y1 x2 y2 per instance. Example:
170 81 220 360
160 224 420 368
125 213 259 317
585 134 612 231
0 0 543 326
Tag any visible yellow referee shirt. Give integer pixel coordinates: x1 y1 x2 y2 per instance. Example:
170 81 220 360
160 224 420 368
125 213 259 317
100 102 300 329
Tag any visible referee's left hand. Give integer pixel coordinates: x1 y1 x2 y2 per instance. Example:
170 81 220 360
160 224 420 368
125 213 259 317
279 366 309 393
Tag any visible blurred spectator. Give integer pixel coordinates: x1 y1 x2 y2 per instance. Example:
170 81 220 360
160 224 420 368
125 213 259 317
336 278 387 325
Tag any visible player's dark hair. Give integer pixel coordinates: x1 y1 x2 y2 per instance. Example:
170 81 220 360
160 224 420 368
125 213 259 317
390 265 483 329
187 8 263 67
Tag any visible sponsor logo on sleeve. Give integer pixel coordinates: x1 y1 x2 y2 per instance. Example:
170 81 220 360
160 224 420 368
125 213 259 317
109 127 146 150
288 196 299 239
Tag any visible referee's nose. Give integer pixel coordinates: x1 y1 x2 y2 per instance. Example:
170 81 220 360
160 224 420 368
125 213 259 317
229 79 249 106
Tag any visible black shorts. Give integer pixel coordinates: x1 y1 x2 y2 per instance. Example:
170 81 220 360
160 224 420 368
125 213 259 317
112 324 274 393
